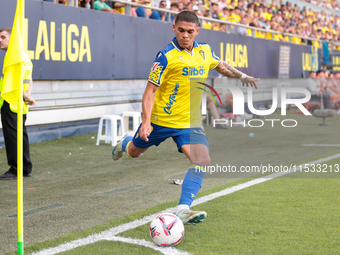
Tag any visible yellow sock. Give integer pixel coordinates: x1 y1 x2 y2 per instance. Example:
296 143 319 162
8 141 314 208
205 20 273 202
126 141 134 158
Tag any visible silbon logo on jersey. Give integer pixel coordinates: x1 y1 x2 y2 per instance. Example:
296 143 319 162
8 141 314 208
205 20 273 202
182 66 206 76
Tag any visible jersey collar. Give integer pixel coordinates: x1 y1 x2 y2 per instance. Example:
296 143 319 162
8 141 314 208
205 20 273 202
172 37 199 52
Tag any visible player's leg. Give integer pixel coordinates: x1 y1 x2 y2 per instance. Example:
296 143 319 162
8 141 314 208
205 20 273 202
172 128 210 224
112 123 168 160
112 122 151 160
126 142 149 158
111 134 132 160
176 144 209 224
180 144 210 167
112 133 149 160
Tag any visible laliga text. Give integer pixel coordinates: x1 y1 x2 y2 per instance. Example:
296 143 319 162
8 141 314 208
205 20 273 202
196 164 340 175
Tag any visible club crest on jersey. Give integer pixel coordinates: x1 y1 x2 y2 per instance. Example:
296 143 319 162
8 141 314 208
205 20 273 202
178 55 183 61
199 50 205 60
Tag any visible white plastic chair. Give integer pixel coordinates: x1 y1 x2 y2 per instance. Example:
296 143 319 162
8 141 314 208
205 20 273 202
96 115 125 146
121 111 142 135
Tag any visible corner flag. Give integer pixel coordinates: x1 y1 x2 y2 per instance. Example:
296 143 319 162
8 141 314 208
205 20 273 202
2 0 25 110
1 0 26 254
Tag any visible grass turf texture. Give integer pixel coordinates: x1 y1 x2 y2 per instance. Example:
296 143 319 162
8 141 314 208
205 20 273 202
56 158 340 255
9 178 255 255
11 158 340 255
115 168 340 255
1 110 340 254
57 241 162 255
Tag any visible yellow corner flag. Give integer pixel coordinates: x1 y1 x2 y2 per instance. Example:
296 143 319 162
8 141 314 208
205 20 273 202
1 0 26 254
2 0 25 111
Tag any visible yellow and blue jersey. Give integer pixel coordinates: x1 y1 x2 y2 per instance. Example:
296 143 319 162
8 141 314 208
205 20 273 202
148 38 220 129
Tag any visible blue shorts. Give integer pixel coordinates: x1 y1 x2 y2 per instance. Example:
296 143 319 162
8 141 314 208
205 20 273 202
132 123 209 153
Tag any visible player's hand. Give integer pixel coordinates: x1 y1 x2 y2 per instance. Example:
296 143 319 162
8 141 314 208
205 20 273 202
241 76 260 89
139 123 152 142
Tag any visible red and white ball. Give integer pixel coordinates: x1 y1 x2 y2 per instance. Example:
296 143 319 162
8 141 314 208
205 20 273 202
149 213 184 246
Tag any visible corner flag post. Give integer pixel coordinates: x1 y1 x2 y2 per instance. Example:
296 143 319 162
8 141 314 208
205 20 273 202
17 0 25 253
1 0 26 253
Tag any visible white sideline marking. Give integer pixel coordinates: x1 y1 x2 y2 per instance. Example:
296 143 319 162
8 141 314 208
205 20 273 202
302 144 340 147
31 153 340 255
107 236 190 255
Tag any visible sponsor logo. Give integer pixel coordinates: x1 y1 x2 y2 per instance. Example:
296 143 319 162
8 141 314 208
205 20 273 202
24 19 92 62
194 129 205 135
150 226 161 238
178 55 183 61
220 42 248 68
112 147 117 155
164 83 180 115
182 66 206 76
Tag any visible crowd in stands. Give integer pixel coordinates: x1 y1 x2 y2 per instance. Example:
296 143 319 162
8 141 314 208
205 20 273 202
302 0 339 11
49 0 340 49
308 70 340 113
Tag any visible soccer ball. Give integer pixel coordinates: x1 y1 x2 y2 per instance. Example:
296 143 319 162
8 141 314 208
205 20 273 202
149 213 184 246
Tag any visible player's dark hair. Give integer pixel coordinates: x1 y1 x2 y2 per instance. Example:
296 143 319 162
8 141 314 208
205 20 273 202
0 27 12 35
175 11 199 26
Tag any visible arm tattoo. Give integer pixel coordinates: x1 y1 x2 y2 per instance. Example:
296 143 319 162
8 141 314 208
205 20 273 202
215 61 242 78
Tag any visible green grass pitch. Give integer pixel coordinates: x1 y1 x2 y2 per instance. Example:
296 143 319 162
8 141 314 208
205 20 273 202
1 110 340 255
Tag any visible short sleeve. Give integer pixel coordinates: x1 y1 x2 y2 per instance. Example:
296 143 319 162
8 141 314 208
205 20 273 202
149 11 161 20
148 51 168 86
103 2 111 10
93 1 102 10
136 7 146 18
209 45 221 70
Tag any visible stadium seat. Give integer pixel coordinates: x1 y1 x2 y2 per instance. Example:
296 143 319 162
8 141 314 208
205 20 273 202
96 115 125 146
121 111 142 135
